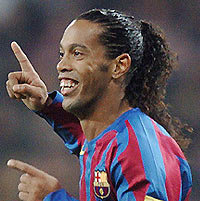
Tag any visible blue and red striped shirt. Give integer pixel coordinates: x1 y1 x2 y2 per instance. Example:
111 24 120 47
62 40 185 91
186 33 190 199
37 91 192 201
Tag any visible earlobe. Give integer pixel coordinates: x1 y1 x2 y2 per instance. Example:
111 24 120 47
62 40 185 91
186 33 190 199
112 53 131 79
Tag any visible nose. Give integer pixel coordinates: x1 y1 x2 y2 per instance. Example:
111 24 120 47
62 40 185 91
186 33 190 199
57 60 73 72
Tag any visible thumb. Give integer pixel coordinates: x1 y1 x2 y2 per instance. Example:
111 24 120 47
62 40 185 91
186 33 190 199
13 84 46 99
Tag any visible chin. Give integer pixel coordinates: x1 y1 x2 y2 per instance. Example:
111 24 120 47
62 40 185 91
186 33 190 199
62 97 95 120
62 100 75 112
62 99 83 117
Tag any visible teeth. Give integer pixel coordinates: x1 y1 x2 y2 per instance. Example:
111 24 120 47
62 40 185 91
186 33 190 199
60 82 65 87
60 79 77 88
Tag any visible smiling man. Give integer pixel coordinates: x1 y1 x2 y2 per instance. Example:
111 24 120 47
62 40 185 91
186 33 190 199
6 9 192 201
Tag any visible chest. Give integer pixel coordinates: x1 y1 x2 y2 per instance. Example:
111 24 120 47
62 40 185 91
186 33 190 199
78 141 116 201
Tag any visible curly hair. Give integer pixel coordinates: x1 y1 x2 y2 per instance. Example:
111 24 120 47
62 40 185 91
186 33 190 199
77 9 192 150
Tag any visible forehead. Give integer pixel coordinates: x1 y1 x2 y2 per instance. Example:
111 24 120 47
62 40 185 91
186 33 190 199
60 19 104 50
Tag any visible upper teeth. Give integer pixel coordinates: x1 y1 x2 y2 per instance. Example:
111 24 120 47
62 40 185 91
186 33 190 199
60 80 76 88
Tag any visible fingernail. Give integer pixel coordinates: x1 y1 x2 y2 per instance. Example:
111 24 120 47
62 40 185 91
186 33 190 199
7 159 14 166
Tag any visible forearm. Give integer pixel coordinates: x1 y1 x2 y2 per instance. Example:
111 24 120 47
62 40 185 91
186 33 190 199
35 91 84 155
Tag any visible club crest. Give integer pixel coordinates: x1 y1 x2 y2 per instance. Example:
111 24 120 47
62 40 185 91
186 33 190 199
93 170 110 199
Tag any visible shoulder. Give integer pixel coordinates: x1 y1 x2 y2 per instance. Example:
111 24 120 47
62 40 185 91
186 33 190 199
114 108 156 148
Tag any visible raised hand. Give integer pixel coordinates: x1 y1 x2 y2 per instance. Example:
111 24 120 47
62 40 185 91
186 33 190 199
6 42 49 111
7 159 61 201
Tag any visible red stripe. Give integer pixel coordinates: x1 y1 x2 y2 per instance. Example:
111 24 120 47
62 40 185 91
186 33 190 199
105 138 118 200
118 120 149 200
152 120 182 201
184 187 192 201
80 150 88 201
89 130 117 200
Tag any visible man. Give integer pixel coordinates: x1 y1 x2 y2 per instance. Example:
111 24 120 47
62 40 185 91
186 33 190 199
6 9 192 201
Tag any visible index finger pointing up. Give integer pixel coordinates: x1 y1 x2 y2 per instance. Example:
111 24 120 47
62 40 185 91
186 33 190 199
7 159 44 178
11 41 37 73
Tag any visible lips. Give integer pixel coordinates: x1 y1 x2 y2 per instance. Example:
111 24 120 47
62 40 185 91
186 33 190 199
59 78 79 96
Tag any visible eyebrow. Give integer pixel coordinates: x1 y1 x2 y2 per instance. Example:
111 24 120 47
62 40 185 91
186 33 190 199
59 43 88 52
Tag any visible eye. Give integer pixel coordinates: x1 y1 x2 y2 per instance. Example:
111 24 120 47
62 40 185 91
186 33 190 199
59 52 64 60
73 50 82 57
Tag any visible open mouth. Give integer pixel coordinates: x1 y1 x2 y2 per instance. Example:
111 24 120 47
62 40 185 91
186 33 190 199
60 78 79 96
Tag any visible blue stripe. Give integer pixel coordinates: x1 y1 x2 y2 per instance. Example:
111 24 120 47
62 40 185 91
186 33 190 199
44 189 79 201
177 156 192 201
85 141 98 201
128 110 168 200
179 182 182 201
110 126 136 200
55 126 79 154
155 121 171 137
79 141 86 192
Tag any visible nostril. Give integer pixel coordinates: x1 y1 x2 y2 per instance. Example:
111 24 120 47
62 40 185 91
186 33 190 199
60 68 72 73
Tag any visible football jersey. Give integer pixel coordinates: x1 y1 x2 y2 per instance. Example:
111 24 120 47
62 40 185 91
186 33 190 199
36 91 192 201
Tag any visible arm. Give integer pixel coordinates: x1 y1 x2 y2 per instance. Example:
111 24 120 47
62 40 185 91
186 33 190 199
36 91 85 155
6 42 85 155
6 42 48 111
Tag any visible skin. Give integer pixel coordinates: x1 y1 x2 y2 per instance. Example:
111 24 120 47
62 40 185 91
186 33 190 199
6 19 132 200
7 159 61 201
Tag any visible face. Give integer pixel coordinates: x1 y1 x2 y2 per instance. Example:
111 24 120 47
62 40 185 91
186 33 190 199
57 19 113 118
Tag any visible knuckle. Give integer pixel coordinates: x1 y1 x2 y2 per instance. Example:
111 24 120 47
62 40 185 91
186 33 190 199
18 192 26 200
6 80 9 86
20 59 28 64
18 182 27 192
8 72 14 79
20 84 29 92
18 192 22 199
20 173 27 182
20 175 24 182
18 183 22 191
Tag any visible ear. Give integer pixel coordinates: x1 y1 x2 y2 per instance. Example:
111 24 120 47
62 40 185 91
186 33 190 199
112 53 131 79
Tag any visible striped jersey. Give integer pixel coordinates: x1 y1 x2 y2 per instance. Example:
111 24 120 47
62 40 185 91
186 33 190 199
37 91 192 201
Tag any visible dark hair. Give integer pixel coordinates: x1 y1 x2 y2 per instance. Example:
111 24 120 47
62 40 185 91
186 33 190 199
77 9 192 150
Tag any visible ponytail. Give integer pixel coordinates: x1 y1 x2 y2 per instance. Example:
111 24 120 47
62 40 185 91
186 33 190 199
127 20 192 150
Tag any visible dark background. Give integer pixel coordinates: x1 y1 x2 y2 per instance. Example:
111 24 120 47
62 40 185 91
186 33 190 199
0 1 199 200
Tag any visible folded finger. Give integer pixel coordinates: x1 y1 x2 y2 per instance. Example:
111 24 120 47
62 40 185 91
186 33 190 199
13 84 43 100
18 182 29 192
18 191 29 201
6 82 15 99
6 81 26 99
8 71 23 87
20 173 31 184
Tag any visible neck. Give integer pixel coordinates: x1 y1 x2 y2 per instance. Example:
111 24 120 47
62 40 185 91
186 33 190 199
79 94 132 141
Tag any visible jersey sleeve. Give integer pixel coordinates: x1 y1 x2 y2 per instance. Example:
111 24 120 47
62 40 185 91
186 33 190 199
35 91 85 156
44 189 79 201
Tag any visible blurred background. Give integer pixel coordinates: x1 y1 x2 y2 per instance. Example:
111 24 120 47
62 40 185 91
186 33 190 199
0 0 199 200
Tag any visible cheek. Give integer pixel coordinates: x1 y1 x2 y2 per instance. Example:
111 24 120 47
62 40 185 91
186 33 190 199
78 61 110 95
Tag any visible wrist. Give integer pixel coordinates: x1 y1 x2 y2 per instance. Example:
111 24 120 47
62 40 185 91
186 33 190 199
45 96 53 107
